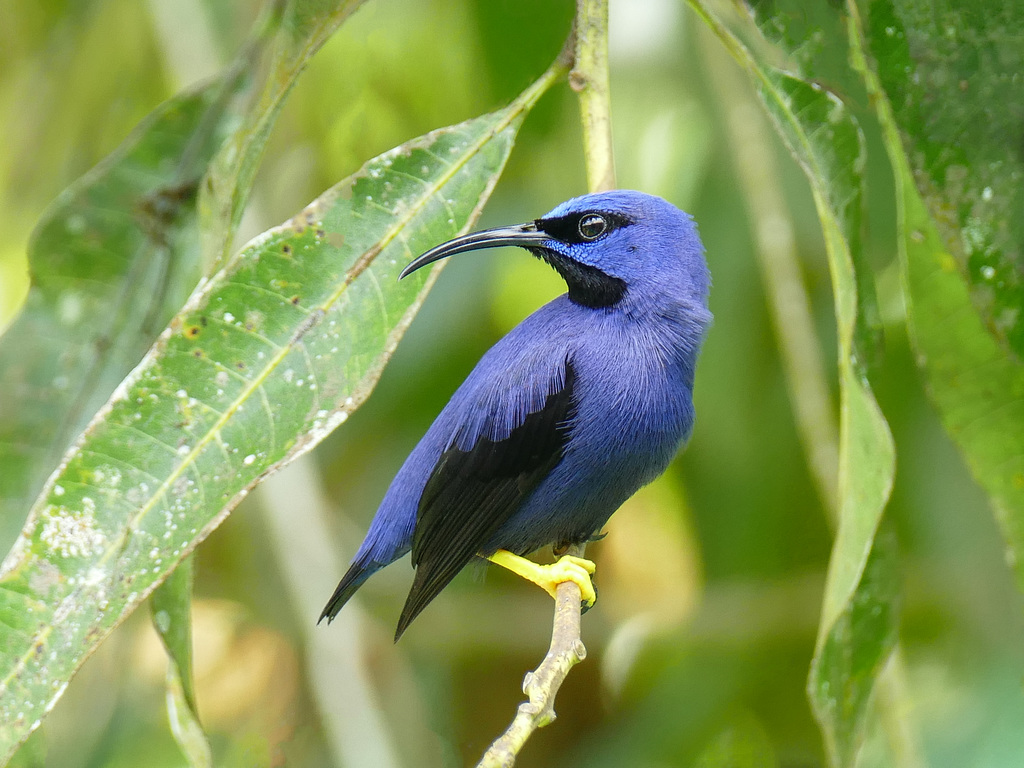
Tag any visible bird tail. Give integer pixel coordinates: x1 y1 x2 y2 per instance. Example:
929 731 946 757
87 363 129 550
319 560 374 624
394 571 436 642
394 552 468 641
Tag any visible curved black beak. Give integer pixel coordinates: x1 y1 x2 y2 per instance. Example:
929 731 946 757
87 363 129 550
399 222 549 279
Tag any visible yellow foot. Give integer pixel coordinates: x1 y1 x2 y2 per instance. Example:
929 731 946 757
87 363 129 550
486 549 597 608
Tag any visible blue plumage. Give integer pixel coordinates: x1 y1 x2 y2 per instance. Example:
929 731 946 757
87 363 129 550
321 190 711 638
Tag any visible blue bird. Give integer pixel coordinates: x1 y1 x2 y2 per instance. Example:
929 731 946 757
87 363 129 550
320 190 711 640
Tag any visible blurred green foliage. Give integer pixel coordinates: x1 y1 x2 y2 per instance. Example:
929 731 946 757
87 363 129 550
1 0 1023 767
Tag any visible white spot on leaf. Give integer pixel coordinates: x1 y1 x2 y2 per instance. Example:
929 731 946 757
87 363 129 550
41 506 105 558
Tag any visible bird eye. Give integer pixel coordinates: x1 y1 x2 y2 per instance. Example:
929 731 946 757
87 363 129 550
577 214 607 240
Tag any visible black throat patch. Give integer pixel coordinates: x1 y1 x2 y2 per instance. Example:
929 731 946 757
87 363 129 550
532 248 627 309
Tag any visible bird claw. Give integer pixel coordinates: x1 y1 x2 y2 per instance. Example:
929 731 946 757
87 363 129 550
487 550 597 608
543 555 597 607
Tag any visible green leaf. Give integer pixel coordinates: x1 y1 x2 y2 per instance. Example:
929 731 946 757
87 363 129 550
0 73 246 546
849 2 1024 589
766 71 898 768
151 557 199 714
151 557 211 768
0 75 551 757
199 0 366 272
858 0 1024 357
0 0 368 546
734 0 883 357
686 4 898 764
809 524 899 766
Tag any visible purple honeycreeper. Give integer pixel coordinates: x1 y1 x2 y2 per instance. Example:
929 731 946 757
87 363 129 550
320 190 711 640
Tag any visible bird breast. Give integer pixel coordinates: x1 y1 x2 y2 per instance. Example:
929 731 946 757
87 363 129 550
570 331 695 459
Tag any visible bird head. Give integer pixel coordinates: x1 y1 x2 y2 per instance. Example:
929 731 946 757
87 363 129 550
401 190 710 313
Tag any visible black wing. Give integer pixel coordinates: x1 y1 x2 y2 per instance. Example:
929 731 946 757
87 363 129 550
394 361 577 639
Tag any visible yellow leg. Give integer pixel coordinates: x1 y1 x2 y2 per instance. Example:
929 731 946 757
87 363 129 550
487 549 597 608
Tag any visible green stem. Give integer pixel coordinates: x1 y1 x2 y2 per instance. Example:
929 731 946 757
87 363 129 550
572 0 616 192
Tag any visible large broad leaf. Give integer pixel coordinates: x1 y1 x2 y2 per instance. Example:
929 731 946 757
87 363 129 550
0 91 541 758
858 0 1024 358
687 3 898 764
0 3 371 753
849 3 1024 586
0 72 246 547
0 0 362 553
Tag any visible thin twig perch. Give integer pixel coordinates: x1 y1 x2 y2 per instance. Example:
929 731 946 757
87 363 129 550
475 544 588 768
